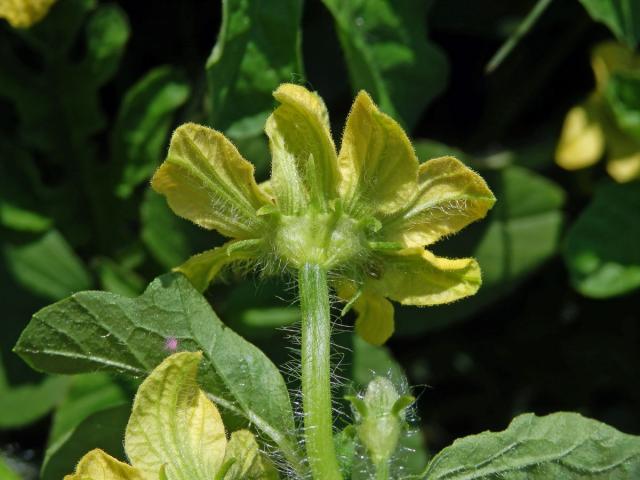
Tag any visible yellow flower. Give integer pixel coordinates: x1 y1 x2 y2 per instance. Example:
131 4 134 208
0 0 57 28
64 352 277 480
556 41 640 182
152 84 495 345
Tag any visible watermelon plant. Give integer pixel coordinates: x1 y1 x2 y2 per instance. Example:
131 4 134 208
1 0 640 479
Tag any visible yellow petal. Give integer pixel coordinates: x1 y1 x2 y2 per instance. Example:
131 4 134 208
266 84 339 213
125 352 227 480
221 430 279 480
382 156 495 247
607 142 640 183
151 123 271 239
175 239 261 292
64 449 145 480
337 282 394 346
556 98 606 171
0 0 56 28
591 41 640 93
607 153 640 183
372 248 481 306
601 114 640 183
338 91 419 215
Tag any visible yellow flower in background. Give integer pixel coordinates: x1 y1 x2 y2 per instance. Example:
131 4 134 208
152 84 495 345
64 352 277 480
556 41 640 182
0 0 57 28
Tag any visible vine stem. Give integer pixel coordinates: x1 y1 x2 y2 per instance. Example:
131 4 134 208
376 460 390 480
298 263 342 480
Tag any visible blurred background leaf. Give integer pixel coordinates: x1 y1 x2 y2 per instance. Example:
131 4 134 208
565 181 640 297
207 0 304 139
322 0 448 130
3 230 92 301
578 0 640 49
112 66 190 199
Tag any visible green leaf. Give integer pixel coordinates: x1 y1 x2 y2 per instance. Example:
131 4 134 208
579 0 640 49
396 165 565 334
0 356 70 429
421 412 640 479
565 181 640 298
112 66 190 198
3 230 92 301
47 373 129 445
95 257 145 297
322 0 448 130
207 0 304 137
15 272 302 472
83 4 129 86
40 404 130 480
43 373 130 479
0 141 52 233
0 456 21 480
605 72 640 140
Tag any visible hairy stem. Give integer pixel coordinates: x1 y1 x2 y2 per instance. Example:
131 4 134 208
375 460 390 480
298 263 342 480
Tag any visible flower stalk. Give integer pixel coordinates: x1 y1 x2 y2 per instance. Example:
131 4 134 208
299 263 342 480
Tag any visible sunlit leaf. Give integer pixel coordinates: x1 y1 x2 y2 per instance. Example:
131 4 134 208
422 412 640 478
15 272 301 471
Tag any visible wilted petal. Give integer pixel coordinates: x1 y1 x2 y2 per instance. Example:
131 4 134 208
266 84 339 213
373 248 481 306
382 156 495 248
64 449 145 480
151 123 271 239
338 91 419 215
556 98 606 171
175 239 262 292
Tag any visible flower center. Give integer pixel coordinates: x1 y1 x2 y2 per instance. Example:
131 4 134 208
272 209 366 269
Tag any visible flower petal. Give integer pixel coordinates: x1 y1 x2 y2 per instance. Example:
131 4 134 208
556 98 606 171
338 91 419 215
125 352 227 480
64 449 145 480
372 248 481 306
337 282 394 346
151 123 271 239
175 239 261 292
221 430 279 479
382 156 495 247
354 292 395 346
265 84 339 213
0 0 57 29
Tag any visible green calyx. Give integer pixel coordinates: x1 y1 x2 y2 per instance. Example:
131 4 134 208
269 206 371 270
